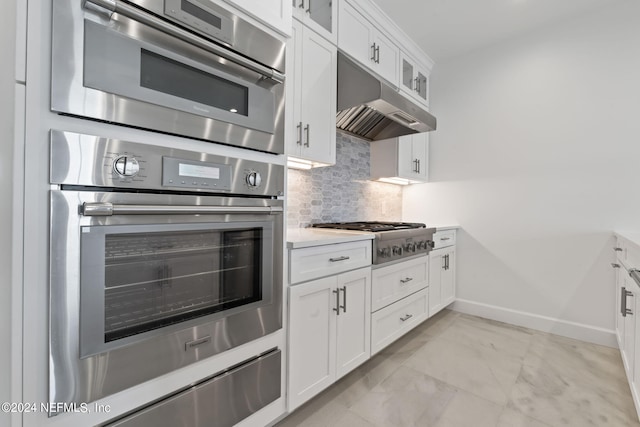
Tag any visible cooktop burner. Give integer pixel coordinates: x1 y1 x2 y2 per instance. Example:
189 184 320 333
312 221 426 232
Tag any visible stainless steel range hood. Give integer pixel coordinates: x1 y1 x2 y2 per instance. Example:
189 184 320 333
336 52 436 141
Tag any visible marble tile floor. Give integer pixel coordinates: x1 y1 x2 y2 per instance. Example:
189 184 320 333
275 310 640 427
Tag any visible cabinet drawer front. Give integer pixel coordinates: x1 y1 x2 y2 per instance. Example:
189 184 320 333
433 230 456 249
371 288 428 355
371 256 428 312
290 240 372 284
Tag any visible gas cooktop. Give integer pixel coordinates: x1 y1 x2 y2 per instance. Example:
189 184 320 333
311 221 426 232
311 221 435 265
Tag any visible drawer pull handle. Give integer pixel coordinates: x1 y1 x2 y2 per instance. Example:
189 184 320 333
614 247 623 252
329 256 350 262
440 237 451 241
612 263 621 268
400 277 413 284
400 314 413 322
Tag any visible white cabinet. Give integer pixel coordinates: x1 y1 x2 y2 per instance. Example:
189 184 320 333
287 20 337 167
400 51 429 106
338 1 399 86
370 133 429 184
223 0 292 36
371 255 428 312
612 234 640 421
288 267 371 410
289 239 372 284
292 0 337 43
371 288 428 355
429 230 456 316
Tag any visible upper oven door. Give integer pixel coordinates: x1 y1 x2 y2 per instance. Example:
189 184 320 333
51 0 285 154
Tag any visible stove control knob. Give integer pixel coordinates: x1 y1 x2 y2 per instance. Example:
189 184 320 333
113 156 140 177
417 241 426 250
378 247 391 257
405 243 416 252
246 171 262 187
392 245 403 256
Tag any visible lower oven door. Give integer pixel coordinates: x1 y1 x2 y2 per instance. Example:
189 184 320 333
49 190 283 405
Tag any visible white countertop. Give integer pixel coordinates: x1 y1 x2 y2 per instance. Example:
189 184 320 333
286 228 375 249
287 224 460 249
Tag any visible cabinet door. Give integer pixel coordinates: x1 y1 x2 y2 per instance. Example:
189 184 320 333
288 276 337 410
299 26 337 164
401 56 415 94
338 2 374 69
441 248 456 306
293 0 336 43
616 265 626 347
416 70 428 104
335 268 371 379
428 249 444 315
623 275 636 377
412 133 429 181
633 283 640 395
287 21 303 157
396 135 414 178
373 30 399 86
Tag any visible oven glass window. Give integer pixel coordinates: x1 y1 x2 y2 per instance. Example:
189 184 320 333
140 49 249 116
103 228 262 342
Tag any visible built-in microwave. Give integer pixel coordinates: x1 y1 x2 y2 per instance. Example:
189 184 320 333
51 0 286 154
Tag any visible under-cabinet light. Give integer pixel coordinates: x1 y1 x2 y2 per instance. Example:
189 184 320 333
376 177 412 186
287 157 332 170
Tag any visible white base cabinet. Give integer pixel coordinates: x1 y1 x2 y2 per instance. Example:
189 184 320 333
371 288 428 355
288 267 371 410
429 230 457 316
613 234 640 422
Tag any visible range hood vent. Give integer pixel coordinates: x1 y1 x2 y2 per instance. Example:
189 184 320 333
336 52 436 141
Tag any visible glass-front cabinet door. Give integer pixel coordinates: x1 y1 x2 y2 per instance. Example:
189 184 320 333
293 0 337 43
399 51 431 107
402 58 414 92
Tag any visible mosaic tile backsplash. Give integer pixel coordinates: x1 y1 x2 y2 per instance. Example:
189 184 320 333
287 132 402 228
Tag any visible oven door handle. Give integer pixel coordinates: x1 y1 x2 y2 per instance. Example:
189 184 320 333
84 0 285 85
81 202 283 216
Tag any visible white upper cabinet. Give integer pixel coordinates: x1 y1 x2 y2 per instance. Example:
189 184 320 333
292 0 337 43
338 1 399 86
287 20 337 167
370 132 429 184
400 51 430 106
223 0 292 36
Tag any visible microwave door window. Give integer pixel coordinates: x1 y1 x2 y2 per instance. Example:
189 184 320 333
139 49 249 116
103 228 262 343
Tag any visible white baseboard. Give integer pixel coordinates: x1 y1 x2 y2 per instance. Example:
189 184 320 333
451 299 618 348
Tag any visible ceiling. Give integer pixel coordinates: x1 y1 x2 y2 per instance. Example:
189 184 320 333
371 0 628 62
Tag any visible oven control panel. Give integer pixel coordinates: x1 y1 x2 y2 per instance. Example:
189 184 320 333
50 130 283 197
162 157 232 191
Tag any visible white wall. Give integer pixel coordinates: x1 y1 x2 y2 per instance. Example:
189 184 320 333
403 1 640 346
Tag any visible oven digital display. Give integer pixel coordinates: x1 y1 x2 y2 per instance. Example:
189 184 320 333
179 163 221 180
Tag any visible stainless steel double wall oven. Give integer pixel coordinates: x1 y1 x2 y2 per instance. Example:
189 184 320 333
48 0 287 420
